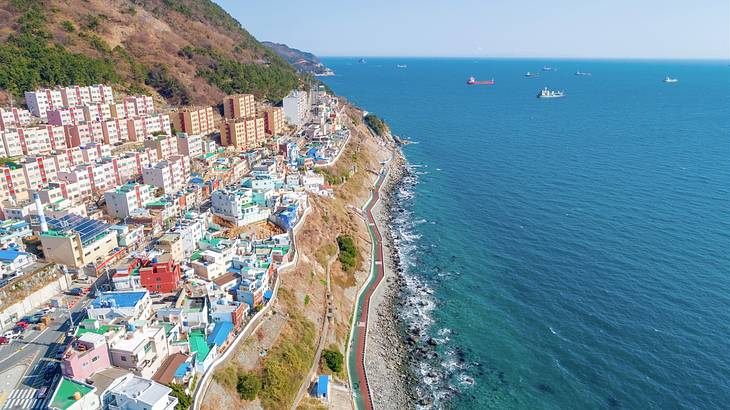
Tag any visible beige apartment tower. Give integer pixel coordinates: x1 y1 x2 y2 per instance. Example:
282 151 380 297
223 94 255 119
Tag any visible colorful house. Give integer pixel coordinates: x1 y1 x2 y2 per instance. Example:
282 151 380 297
60 333 112 381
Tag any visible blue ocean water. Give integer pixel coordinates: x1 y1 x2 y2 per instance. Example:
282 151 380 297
322 58 730 409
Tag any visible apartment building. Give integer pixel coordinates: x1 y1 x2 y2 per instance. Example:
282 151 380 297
123 95 155 117
175 132 203 158
223 94 255 119
283 90 308 126
0 107 32 130
46 106 85 126
82 103 114 122
24 88 64 119
169 106 215 135
220 117 264 149
105 184 154 219
142 156 190 195
263 106 285 135
143 135 178 159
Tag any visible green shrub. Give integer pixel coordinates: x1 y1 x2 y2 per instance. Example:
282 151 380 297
168 383 191 410
322 348 343 373
336 235 357 272
145 64 191 105
61 20 75 33
236 372 262 401
364 114 389 137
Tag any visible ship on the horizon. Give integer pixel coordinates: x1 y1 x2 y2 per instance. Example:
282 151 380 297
663 76 678 83
467 76 495 85
525 72 540 78
542 66 556 71
396 64 407 68
358 58 367 64
537 87 565 98
575 70 592 76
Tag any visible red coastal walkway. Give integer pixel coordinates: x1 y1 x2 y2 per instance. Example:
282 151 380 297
347 164 389 410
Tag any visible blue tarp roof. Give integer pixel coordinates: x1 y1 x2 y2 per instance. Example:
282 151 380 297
317 375 329 396
174 363 189 378
264 290 273 300
207 321 234 347
91 291 147 308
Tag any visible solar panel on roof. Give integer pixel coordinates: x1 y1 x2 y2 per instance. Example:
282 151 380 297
46 214 111 245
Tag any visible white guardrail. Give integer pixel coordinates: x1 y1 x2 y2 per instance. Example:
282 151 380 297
191 205 312 410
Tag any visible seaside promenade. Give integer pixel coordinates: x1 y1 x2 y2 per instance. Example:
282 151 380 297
347 160 390 410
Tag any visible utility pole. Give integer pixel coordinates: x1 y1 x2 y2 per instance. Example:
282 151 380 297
62 266 75 330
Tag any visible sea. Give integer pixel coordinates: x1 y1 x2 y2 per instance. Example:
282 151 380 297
321 58 730 409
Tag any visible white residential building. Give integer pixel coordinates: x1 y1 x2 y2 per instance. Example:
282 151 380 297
104 184 154 219
283 90 308 126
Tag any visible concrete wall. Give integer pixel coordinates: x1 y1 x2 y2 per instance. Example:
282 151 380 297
0 273 71 330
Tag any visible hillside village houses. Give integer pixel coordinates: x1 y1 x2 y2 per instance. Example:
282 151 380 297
0 81 349 410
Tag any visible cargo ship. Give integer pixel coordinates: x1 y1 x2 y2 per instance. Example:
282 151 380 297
663 76 678 83
537 87 565 98
525 72 540 78
575 70 592 76
467 76 495 85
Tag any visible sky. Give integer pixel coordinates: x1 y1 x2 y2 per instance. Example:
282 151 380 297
215 0 729 59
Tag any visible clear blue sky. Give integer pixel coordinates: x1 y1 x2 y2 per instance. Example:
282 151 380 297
215 0 729 59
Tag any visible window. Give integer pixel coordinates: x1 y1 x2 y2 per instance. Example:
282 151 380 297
120 356 127 362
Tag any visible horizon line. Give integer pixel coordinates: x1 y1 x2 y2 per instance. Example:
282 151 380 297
316 55 730 61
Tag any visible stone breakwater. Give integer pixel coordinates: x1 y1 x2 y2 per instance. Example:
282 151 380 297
365 151 419 410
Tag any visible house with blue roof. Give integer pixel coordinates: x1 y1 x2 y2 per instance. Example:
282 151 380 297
207 321 234 349
86 291 152 322
0 247 35 273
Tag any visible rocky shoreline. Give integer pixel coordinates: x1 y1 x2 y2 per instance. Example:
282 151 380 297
366 149 422 409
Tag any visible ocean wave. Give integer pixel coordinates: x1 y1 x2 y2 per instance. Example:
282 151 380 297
387 162 476 408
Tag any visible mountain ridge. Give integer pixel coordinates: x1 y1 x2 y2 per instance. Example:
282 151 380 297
262 41 332 75
0 0 302 106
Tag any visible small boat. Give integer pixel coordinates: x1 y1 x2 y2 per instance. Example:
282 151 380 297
358 58 367 64
467 76 495 85
537 87 565 98
663 76 678 83
542 66 555 71
396 64 407 69
525 72 540 78
575 70 592 76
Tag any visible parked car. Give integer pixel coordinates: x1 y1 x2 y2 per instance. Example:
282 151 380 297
69 288 84 296
0 336 10 344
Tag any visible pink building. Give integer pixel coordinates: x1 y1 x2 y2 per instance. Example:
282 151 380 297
0 107 32 130
47 107 85 126
61 332 112 381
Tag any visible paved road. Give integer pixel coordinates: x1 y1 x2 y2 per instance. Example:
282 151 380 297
347 163 390 410
0 289 91 410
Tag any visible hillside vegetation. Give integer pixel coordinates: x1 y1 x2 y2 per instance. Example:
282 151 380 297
0 0 301 105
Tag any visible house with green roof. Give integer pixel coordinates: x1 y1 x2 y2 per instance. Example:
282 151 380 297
189 329 217 373
48 377 100 410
